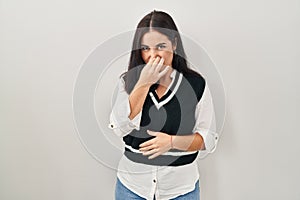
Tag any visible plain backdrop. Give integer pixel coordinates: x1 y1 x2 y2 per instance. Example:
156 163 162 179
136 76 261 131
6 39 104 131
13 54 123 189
1 0 299 200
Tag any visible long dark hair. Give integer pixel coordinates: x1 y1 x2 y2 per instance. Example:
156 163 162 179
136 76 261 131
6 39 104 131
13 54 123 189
123 10 202 94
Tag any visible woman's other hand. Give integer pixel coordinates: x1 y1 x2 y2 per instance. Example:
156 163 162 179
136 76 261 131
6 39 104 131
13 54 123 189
139 130 172 159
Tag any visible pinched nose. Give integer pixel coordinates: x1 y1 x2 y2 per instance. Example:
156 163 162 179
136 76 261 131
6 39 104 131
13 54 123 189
147 55 161 64
146 49 161 62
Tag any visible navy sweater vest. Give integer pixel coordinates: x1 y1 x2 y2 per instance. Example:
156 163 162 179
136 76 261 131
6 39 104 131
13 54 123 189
123 70 206 166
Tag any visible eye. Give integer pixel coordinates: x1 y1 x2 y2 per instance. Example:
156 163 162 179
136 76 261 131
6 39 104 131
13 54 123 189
157 44 166 50
141 46 149 51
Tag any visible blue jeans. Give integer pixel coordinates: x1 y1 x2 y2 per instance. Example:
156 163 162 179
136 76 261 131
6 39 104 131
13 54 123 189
115 177 200 200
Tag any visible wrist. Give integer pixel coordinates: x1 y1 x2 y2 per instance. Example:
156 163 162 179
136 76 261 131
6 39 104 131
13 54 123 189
134 80 152 91
170 135 174 149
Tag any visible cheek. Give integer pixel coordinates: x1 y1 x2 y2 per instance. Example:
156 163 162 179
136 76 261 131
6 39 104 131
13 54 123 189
141 52 146 61
161 52 173 65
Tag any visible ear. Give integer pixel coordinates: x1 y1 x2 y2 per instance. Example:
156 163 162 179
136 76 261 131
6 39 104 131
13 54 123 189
173 37 178 51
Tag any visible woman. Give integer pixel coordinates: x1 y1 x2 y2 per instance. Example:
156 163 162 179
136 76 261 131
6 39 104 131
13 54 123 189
109 10 219 200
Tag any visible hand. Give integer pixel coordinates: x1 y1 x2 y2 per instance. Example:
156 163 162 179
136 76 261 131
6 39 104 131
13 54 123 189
139 130 172 159
136 57 170 88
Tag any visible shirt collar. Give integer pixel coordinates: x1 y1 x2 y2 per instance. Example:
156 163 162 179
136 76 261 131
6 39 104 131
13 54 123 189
170 68 176 79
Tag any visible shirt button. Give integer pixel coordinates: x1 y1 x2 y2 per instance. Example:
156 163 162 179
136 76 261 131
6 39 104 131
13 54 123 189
153 179 156 183
108 123 114 129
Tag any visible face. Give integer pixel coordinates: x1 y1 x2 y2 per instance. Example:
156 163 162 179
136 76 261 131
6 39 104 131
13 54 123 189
140 30 176 68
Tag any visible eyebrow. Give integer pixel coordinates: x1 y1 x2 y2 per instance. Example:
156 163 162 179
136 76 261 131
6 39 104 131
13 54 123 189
141 42 167 47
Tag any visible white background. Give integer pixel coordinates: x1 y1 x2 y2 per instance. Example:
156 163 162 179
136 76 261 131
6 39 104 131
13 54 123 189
1 0 299 199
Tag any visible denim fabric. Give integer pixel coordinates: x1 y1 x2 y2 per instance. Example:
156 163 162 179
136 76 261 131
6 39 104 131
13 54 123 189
115 177 200 200
115 178 146 200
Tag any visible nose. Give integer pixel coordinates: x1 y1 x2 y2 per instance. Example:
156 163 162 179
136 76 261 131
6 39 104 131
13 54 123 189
148 48 160 61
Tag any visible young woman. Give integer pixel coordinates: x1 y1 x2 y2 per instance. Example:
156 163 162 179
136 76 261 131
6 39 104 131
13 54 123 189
109 10 219 200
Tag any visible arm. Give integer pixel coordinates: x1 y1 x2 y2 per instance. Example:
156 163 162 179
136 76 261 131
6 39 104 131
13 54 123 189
192 84 219 158
172 133 205 151
129 57 169 119
139 131 205 159
109 57 170 137
108 77 143 138
128 81 151 120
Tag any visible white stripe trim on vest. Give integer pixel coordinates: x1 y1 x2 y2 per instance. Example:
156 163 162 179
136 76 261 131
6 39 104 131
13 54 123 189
149 73 183 110
149 92 160 109
124 144 197 156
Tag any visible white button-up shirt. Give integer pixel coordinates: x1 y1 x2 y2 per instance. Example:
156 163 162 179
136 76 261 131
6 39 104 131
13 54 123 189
109 69 219 200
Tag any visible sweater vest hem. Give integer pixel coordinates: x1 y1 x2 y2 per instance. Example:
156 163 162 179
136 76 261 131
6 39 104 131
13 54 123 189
124 147 198 166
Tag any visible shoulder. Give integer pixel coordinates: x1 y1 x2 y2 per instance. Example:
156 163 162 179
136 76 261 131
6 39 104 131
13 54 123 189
120 72 127 82
119 71 137 94
183 73 206 88
114 73 127 93
183 72 206 101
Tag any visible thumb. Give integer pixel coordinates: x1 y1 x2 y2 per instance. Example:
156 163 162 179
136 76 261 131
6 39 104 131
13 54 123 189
147 130 158 136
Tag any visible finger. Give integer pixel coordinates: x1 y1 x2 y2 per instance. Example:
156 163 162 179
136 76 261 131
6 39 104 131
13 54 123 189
148 152 162 159
139 139 155 148
149 56 156 64
139 145 154 152
152 57 161 67
154 57 164 72
142 148 158 156
147 130 158 136
145 57 156 69
140 143 157 151
158 65 170 78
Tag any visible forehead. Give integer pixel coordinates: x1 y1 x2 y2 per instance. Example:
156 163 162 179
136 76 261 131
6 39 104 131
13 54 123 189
141 30 171 45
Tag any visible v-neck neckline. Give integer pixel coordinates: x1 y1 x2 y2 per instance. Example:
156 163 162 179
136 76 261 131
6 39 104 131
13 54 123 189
155 86 170 100
148 70 183 110
153 69 177 100
152 85 172 102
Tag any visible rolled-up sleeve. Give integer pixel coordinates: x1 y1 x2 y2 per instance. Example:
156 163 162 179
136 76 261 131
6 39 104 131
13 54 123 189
108 77 143 138
193 84 219 158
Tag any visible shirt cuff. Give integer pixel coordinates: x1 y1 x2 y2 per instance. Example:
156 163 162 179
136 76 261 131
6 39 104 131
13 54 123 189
128 111 142 130
125 96 142 131
194 129 219 158
108 97 143 137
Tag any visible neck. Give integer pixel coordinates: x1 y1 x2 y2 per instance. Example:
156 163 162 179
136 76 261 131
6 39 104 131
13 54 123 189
159 67 174 87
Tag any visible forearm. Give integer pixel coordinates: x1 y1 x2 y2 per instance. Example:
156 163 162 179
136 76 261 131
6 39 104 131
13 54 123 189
172 133 206 151
128 81 151 120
